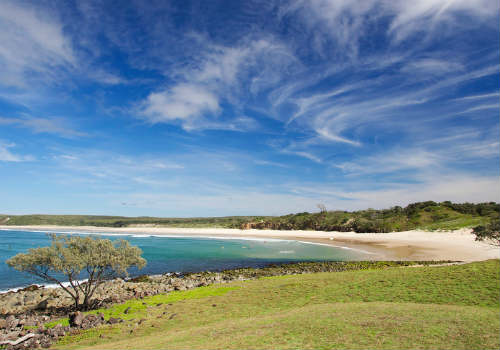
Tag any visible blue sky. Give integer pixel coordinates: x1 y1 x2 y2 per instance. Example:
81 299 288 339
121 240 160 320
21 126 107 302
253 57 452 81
0 0 498 217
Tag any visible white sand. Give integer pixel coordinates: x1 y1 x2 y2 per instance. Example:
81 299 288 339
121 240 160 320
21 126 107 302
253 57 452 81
1 225 498 262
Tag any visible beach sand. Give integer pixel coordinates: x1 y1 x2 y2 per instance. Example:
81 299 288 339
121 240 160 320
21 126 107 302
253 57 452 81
1 225 498 262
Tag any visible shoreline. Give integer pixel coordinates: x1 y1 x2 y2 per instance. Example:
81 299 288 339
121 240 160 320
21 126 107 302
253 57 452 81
1 225 498 262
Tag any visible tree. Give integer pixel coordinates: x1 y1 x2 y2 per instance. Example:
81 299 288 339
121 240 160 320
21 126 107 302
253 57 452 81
472 220 500 245
7 234 146 310
316 203 327 213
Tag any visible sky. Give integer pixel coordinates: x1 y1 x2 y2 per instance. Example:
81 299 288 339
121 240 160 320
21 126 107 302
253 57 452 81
0 0 499 217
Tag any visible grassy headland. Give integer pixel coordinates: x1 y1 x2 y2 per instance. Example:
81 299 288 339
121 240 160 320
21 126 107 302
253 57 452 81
51 259 500 349
1 201 498 232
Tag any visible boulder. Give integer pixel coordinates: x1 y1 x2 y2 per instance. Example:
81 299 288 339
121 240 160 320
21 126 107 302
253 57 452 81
68 312 84 328
35 299 49 311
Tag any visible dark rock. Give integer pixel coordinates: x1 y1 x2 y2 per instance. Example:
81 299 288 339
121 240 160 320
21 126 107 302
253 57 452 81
68 312 84 327
19 285 39 292
35 299 49 311
107 317 121 325
124 307 131 314
128 275 151 283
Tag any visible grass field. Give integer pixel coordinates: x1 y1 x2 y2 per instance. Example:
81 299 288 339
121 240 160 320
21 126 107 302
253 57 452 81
51 260 500 349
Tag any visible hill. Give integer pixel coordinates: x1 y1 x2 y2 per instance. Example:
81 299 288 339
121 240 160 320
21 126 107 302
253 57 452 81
240 201 499 232
1 201 498 232
51 260 500 349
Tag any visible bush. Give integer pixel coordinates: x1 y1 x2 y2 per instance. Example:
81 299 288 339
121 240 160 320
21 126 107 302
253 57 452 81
473 220 500 245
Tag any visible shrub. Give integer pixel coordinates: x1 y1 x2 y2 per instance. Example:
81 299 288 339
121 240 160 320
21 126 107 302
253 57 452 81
7 234 146 310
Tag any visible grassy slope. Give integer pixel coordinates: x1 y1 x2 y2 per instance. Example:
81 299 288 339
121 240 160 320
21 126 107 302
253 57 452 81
53 260 500 350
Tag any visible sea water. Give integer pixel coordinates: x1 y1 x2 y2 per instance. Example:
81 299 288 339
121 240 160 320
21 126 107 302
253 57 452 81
0 229 364 291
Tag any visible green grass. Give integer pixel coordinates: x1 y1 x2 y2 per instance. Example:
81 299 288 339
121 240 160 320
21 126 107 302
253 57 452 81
46 285 237 328
52 260 500 349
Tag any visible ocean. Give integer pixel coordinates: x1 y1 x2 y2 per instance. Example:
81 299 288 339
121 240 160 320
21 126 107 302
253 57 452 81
0 229 364 291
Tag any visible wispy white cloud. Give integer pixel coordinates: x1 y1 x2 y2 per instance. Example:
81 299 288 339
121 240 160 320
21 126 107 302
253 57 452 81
455 92 500 101
138 38 295 131
0 0 75 87
336 148 441 175
254 160 290 168
400 58 464 75
282 0 498 57
388 0 499 42
0 116 87 138
0 141 34 162
457 104 499 114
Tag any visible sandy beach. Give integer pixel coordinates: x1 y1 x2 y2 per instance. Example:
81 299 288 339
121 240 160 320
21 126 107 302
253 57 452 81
1 225 498 262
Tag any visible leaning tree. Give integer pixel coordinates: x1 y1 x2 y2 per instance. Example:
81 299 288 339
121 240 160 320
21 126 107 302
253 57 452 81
7 234 146 310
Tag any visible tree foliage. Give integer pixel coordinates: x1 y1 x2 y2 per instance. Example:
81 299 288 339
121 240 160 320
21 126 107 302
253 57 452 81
240 201 499 233
6 234 146 310
473 219 500 245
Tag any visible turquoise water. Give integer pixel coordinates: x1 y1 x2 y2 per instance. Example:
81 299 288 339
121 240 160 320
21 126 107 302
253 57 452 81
0 229 363 291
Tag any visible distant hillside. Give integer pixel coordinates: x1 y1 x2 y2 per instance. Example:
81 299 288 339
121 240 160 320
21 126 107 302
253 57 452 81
0 214 264 228
0 201 498 232
240 201 499 233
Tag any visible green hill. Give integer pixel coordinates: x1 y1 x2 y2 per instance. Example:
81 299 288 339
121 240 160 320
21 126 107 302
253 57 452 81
240 201 499 232
1 201 498 232
52 260 500 349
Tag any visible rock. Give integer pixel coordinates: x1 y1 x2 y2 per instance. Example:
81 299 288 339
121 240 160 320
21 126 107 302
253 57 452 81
19 285 39 293
68 312 84 328
0 318 7 329
124 307 131 314
5 316 19 329
107 317 122 325
35 299 49 311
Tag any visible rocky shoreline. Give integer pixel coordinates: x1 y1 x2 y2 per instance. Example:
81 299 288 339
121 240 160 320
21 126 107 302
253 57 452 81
0 260 454 349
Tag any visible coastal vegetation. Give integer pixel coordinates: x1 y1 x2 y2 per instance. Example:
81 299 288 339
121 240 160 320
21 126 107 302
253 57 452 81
1 201 497 233
0 215 259 228
240 201 499 233
6 235 146 310
49 260 499 349
473 219 500 245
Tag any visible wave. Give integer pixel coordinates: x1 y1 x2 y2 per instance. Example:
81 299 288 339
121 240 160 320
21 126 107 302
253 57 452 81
0 279 89 295
2 228 375 255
